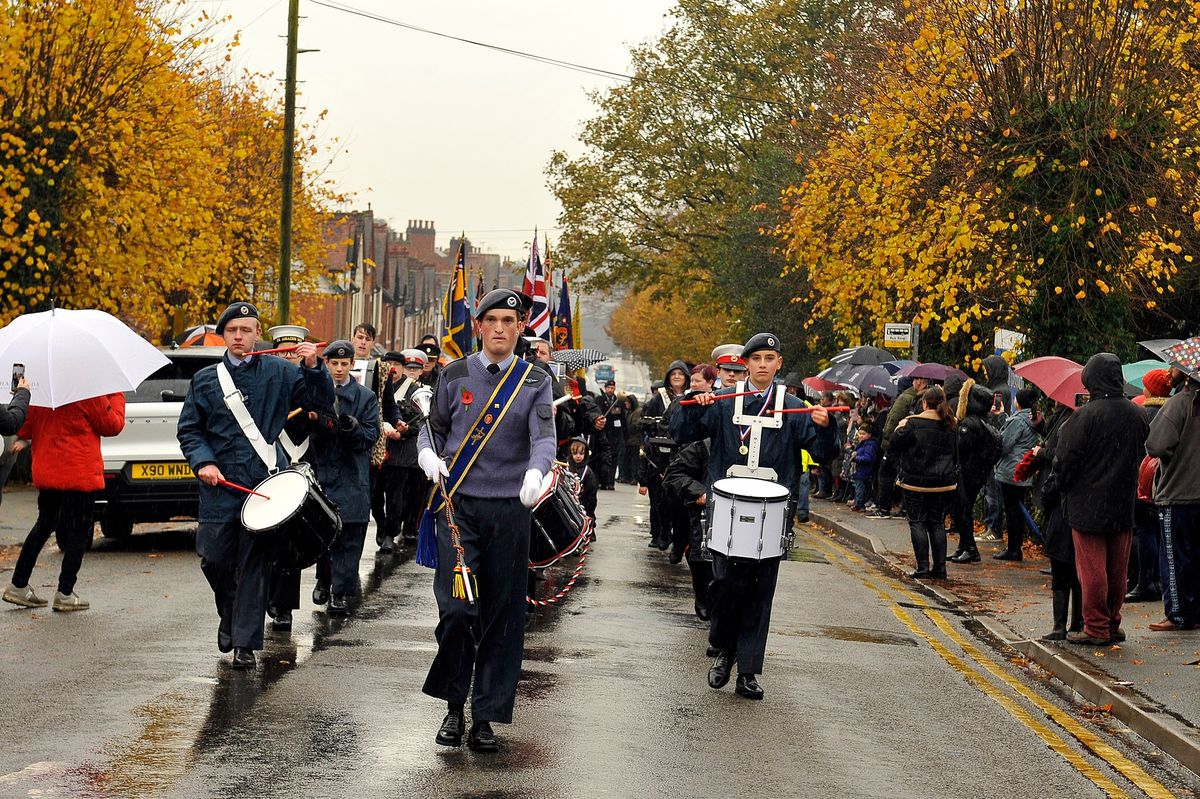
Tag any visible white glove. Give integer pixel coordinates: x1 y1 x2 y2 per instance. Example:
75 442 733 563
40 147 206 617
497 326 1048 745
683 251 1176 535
418 448 449 484
519 469 544 508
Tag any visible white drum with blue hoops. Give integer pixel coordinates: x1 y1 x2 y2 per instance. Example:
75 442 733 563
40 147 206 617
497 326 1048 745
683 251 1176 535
708 477 792 560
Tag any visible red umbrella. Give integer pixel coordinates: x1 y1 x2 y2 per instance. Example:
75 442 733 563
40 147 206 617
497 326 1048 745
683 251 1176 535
802 376 846 393
1013 356 1085 409
182 330 225 347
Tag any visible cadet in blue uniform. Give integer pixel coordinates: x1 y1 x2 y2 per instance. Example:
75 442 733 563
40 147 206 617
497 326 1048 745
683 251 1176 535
312 340 380 616
177 303 333 669
671 333 836 699
417 289 556 753
379 349 427 544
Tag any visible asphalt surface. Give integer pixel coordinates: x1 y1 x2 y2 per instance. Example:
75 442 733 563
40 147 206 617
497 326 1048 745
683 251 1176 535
0 485 1195 798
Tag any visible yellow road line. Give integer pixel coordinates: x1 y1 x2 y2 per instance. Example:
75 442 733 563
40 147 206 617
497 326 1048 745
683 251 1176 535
803 530 1176 798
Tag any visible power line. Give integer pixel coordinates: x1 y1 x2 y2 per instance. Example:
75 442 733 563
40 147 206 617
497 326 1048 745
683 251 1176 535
307 0 792 109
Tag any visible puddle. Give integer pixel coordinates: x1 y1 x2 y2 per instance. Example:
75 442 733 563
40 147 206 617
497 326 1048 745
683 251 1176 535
776 624 919 647
516 668 559 701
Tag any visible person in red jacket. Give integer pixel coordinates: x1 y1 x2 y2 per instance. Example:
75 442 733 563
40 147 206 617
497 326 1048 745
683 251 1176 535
2 392 126 611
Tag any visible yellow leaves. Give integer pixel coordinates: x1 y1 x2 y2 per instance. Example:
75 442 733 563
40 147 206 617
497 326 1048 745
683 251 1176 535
1054 286 1064 294
1075 290 1087 299
1147 197 1158 208
1096 279 1111 294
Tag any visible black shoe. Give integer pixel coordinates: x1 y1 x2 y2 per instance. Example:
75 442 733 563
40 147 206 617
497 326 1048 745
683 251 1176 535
467 721 499 752
312 582 330 605
657 540 669 551
909 568 932 579
328 595 350 616
735 674 764 700
378 538 394 554
708 652 733 689
231 647 255 669
217 616 232 653
694 601 710 622
647 538 661 548
668 548 684 565
705 644 720 657
992 550 1023 561
1125 584 1162 602
271 610 293 631
796 515 810 524
949 549 981 563
435 710 465 747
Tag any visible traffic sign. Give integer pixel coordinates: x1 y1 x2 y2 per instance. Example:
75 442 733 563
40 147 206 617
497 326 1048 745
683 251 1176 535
883 323 913 348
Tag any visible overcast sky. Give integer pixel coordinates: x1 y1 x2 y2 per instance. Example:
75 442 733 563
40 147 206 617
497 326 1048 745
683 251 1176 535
202 0 675 260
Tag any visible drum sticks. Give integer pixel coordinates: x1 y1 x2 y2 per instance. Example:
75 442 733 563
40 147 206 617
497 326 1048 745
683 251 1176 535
767 406 851 414
678 390 761 406
216 478 271 500
253 342 329 357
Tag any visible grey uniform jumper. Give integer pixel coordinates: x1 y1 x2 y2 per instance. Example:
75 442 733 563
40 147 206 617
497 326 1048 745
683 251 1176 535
417 352 556 724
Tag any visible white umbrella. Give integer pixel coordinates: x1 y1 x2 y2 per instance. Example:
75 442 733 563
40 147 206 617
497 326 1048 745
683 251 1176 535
0 308 169 408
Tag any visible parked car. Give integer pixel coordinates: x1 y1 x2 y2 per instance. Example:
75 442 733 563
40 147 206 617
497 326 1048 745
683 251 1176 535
95 346 224 539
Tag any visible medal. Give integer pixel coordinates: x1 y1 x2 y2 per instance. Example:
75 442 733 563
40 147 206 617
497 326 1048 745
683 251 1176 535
739 445 749 456
737 383 774 459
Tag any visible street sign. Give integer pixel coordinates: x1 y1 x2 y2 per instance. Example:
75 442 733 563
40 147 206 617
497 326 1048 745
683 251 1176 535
883 322 913 348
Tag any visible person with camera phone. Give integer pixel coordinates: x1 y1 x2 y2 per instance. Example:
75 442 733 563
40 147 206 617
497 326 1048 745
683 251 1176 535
0 366 32 512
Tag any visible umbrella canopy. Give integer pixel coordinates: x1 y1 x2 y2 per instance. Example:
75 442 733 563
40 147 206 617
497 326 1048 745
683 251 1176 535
897 362 969 382
802 376 846 393
1139 338 1183 362
1013 356 1085 409
826 364 896 398
182 330 225 347
829 345 897 366
1164 336 1200 377
0 309 169 408
879 359 916 375
1122 359 1168 390
552 348 608 372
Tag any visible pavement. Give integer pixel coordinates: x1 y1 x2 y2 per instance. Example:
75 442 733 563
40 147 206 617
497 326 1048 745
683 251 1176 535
806 495 1200 775
0 484 1196 797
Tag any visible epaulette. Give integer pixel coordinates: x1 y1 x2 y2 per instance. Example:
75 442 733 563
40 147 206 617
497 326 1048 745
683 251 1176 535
440 359 471 381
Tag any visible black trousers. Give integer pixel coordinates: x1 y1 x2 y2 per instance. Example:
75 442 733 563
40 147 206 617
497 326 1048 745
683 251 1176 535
12 488 95 595
952 480 985 553
708 552 780 675
904 489 950 573
647 479 670 544
196 521 276 650
399 468 427 540
874 453 898 510
372 466 407 542
422 495 531 724
1000 482 1028 553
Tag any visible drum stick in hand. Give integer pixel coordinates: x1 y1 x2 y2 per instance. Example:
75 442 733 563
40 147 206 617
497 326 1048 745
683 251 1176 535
768 406 851 414
679 390 762 406
254 342 329 357
217 478 271 500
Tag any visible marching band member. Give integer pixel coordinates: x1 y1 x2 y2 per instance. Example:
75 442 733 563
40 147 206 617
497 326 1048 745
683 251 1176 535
417 340 442 386
312 341 380 616
178 302 333 669
417 288 556 752
711 344 749 388
379 349 427 545
639 361 691 551
671 333 835 700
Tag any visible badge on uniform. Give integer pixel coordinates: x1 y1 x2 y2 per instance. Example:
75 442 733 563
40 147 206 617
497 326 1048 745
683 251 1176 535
461 388 474 406
484 413 494 424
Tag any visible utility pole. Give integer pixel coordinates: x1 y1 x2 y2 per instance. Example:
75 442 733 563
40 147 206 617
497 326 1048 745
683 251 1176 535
277 0 300 325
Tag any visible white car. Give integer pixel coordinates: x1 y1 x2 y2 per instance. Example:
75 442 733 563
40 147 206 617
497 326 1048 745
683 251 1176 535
95 346 224 539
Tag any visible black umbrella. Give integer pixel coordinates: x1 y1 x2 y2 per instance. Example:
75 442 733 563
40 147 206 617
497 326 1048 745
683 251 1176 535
552 348 609 372
1139 338 1182 362
829 345 897 366
820 363 897 398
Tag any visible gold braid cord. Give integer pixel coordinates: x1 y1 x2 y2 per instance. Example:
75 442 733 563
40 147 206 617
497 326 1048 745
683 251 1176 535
439 484 478 602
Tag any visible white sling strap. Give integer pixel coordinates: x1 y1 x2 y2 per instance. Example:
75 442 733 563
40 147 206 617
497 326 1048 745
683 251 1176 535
216 362 278 473
393 376 415 405
279 429 309 461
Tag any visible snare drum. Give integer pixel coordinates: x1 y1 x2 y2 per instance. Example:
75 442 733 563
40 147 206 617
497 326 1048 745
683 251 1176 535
707 477 791 560
241 464 342 569
529 465 593 569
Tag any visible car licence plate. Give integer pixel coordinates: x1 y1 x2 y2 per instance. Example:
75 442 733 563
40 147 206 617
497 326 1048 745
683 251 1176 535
130 462 194 480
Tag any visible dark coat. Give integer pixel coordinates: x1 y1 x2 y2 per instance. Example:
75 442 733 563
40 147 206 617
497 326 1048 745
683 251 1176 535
1054 353 1150 535
851 437 878 480
567 455 599 518
380 375 423 468
308 379 380 524
0 387 30 436
957 384 1003 489
890 414 958 491
178 354 335 522
663 438 710 558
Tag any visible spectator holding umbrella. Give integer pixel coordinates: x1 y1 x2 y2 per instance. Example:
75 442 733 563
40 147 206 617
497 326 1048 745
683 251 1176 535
1146 340 1200 632
2 391 125 610
1054 353 1149 645
1126 368 1173 603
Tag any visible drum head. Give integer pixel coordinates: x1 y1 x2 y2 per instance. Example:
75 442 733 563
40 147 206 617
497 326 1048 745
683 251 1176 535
242 470 310 532
712 476 790 501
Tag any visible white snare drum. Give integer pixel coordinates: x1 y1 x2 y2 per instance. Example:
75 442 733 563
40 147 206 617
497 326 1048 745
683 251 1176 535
708 477 791 560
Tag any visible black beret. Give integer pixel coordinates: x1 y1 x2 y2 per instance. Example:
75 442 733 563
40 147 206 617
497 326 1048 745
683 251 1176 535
323 340 355 360
380 350 405 363
741 332 781 359
215 302 259 334
418 341 441 358
475 289 525 319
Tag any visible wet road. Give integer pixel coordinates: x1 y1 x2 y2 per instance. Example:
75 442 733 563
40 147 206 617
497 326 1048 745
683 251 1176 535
0 486 1192 798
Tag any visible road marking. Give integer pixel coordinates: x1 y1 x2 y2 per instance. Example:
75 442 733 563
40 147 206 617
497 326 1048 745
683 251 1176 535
804 530 1175 799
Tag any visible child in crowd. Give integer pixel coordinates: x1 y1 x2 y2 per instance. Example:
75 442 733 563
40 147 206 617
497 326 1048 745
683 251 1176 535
851 427 879 512
567 437 599 519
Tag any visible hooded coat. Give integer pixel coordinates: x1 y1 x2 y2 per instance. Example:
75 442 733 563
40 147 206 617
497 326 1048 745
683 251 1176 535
1053 353 1150 535
981 354 1013 414
955 380 1003 489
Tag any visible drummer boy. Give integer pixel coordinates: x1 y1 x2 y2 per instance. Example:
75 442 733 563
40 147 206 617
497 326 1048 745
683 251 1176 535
670 332 835 700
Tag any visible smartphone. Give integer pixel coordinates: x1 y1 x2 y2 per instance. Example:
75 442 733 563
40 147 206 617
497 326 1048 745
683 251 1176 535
1075 392 1090 406
11 363 23 393
992 391 1004 412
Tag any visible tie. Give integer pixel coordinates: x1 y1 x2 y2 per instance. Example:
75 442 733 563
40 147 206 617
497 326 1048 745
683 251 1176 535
487 363 500 375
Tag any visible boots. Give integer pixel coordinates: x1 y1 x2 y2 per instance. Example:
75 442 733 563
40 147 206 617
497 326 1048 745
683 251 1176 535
689 561 713 621
1069 586 1084 633
1043 589 1069 640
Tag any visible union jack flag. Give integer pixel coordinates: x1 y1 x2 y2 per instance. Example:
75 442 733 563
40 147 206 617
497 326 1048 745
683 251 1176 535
522 233 551 337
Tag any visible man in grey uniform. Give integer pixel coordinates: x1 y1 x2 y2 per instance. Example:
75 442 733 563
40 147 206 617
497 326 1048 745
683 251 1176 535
417 288 556 752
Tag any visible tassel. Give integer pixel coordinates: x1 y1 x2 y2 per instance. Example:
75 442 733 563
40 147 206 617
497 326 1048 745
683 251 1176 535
452 564 478 601
415 509 439 569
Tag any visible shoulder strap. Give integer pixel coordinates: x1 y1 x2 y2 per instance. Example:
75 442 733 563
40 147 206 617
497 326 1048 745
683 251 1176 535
280 429 309 461
216 363 278 472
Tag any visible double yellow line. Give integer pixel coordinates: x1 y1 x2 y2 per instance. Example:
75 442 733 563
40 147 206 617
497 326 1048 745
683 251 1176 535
804 530 1176 799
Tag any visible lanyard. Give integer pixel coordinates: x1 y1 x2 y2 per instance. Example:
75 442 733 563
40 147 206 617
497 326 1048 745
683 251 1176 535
738 384 774 446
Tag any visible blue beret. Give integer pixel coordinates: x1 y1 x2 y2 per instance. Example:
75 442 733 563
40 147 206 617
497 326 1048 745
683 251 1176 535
741 332 781 359
215 302 259 334
323 340 355 360
475 289 525 319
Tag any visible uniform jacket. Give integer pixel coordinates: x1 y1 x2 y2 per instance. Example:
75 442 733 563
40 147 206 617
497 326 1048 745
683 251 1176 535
178 354 335 522
595 391 626 444
381 375 423 469
670 383 837 493
307 378 379 524
1054 353 1150 534
1146 386 1200 505
20 393 125 492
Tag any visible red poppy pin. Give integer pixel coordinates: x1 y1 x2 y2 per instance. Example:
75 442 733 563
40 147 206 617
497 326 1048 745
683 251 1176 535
461 388 474 406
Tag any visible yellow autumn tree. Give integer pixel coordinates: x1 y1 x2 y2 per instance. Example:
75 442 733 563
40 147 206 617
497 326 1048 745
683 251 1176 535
607 287 729 377
777 0 1200 364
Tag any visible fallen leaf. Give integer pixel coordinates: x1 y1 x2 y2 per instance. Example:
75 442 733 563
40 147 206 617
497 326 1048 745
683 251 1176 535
1132 659 1145 666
